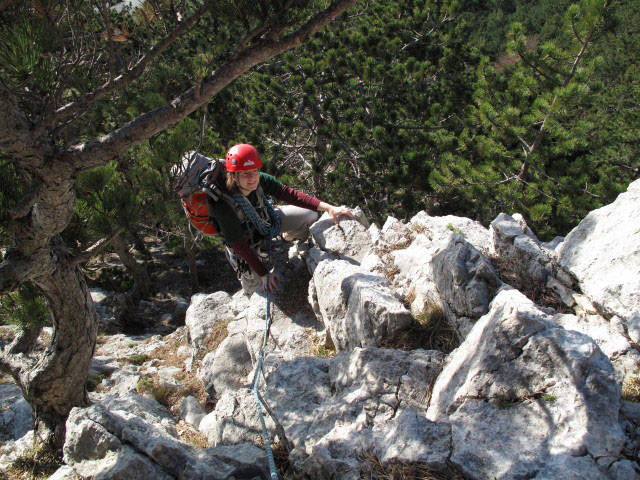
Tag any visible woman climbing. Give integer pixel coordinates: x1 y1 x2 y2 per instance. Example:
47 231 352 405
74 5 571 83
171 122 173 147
215 143 352 295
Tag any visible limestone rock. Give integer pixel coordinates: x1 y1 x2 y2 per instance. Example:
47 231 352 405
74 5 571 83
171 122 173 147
309 208 372 264
365 407 451 468
558 179 640 321
409 211 491 254
553 313 632 363
427 286 624 480
185 292 235 353
308 259 412 351
433 234 500 321
266 348 445 479
179 395 206 429
490 212 555 287
198 332 252 400
199 388 273 447
64 393 267 480
0 383 32 442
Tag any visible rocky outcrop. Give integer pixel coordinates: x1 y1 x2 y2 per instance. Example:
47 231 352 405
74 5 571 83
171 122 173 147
0 383 33 470
427 286 624 479
3 182 639 480
267 347 446 479
558 179 640 321
432 234 500 336
308 258 412 351
63 393 268 480
309 207 372 263
185 291 236 353
490 212 555 287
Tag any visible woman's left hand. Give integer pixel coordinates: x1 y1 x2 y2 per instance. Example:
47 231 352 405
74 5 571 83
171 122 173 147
326 205 353 224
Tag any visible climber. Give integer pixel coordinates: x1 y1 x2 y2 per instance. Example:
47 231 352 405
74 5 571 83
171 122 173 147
215 143 353 295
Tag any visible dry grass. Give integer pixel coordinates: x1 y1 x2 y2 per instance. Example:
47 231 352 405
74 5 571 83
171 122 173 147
202 319 232 354
176 421 209 448
360 451 469 479
490 255 570 313
384 264 401 285
143 328 213 413
272 442 305 479
623 375 640 403
381 304 460 354
137 371 212 415
5 446 66 480
410 223 426 235
311 341 336 358
150 330 190 369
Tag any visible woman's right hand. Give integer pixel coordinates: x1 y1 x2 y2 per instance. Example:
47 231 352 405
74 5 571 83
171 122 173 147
260 271 281 293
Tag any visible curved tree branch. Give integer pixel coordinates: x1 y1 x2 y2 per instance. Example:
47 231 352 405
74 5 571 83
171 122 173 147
6 324 42 355
40 4 209 132
64 0 359 173
70 227 125 267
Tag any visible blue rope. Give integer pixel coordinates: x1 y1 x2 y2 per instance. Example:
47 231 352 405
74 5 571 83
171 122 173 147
233 192 281 240
252 243 279 480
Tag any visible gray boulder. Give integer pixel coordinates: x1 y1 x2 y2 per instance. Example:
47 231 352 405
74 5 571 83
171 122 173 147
409 211 491 254
64 393 268 480
0 383 34 470
179 395 206 429
391 223 499 338
0 383 32 442
427 286 624 480
199 388 271 447
309 208 372 264
185 292 235 353
308 258 412 351
490 212 555 286
364 406 451 468
433 234 500 334
198 331 252 400
557 179 640 321
267 348 446 479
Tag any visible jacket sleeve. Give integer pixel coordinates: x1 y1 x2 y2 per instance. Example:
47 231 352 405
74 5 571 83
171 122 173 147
228 235 268 277
276 185 321 211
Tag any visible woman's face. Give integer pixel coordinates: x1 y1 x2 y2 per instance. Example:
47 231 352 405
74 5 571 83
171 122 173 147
237 168 260 194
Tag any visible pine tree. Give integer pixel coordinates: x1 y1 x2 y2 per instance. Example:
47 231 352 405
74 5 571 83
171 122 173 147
431 0 619 238
0 0 358 448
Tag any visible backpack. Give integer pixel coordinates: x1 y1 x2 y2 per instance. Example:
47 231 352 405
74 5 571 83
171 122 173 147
171 151 243 236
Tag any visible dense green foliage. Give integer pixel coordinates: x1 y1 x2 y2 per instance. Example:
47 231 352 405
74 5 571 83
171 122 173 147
210 0 638 238
2 0 638 266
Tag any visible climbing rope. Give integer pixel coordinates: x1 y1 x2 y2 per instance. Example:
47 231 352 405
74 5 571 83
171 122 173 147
233 192 281 240
252 243 279 480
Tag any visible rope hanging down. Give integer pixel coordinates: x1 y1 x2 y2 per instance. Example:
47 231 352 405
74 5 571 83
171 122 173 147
253 268 279 480
236 191 282 478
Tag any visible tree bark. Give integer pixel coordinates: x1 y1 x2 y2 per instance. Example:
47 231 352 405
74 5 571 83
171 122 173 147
111 234 151 326
0 0 360 450
4 242 98 448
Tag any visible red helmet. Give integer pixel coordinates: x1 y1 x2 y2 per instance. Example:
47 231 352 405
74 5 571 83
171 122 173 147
225 143 263 171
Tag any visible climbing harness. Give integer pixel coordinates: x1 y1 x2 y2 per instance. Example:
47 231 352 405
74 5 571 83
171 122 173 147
252 241 280 480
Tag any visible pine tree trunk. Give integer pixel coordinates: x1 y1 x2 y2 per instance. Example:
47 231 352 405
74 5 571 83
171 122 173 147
111 234 151 325
25 245 97 448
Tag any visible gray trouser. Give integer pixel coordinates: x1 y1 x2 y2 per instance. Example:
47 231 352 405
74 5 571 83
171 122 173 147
229 205 319 296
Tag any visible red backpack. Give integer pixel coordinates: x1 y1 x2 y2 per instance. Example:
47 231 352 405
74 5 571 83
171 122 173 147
170 152 243 236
